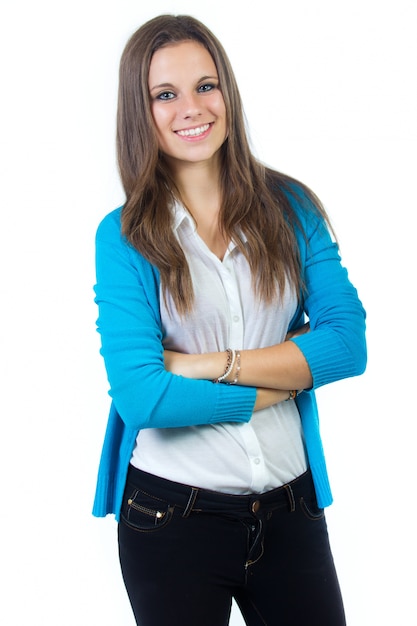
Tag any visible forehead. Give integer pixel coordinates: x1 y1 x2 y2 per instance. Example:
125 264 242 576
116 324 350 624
148 40 217 84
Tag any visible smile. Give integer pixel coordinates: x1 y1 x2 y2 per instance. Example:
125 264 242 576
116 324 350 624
175 123 211 137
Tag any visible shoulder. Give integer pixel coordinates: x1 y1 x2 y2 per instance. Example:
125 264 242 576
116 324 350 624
95 206 160 285
95 206 123 243
266 169 329 240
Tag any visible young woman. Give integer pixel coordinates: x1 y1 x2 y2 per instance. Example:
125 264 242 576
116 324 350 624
92 14 367 626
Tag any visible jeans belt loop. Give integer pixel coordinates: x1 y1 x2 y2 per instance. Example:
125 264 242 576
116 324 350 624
284 484 296 512
182 487 199 518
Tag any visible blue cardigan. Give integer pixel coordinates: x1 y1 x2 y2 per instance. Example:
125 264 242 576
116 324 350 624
92 189 367 520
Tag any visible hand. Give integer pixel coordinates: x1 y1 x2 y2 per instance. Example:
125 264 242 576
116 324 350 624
164 350 193 376
164 350 220 380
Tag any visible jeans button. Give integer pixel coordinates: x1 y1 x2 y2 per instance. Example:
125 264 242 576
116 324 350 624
251 500 261 513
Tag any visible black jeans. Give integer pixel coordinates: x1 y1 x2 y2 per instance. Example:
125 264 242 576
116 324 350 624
118 465 346 626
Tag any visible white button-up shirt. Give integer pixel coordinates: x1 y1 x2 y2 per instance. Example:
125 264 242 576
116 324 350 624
131 203 307 493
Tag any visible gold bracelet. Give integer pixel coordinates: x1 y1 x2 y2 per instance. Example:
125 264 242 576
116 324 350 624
227 350 241 385
213 348 235 383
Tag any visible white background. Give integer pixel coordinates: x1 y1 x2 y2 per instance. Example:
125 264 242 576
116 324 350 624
1 0 415 624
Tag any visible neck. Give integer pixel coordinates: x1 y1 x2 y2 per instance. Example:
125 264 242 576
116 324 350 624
166 157 228 259
168 158 222 222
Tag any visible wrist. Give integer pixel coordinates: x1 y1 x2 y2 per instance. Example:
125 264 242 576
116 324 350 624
212 349 234 383
224 350 241 384
213 349 241 385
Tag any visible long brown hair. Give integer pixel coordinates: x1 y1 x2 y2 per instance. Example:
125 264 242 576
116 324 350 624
117 14 330 314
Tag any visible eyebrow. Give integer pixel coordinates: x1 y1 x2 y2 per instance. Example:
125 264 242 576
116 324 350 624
149 82 175 93
149 75 219 93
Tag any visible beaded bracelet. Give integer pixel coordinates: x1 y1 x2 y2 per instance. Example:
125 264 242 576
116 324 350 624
286 389 298 401
213 348 236 383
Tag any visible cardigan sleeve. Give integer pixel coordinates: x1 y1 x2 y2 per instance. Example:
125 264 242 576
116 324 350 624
289 197 367 389
94 209 257 431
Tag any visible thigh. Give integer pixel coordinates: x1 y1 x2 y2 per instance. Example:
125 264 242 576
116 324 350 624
118 481 242 626
235 502 346 626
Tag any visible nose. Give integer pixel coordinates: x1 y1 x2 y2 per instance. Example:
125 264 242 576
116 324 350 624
180 92 202 119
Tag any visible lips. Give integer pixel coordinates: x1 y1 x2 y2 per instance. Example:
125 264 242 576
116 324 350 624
175 123 211 137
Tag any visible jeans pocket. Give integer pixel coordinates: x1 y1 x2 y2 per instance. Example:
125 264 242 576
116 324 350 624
121 483 174 533
300 496 325 521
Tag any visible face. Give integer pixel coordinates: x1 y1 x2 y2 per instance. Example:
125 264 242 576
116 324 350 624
148 41 227 170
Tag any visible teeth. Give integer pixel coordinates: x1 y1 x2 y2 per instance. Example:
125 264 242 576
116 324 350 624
176 124 210 137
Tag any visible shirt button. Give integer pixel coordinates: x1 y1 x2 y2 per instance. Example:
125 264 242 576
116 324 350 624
233 315 240 322
253 458 261 465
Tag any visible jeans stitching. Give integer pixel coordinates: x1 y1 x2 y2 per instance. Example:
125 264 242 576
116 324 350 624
300 496 325 520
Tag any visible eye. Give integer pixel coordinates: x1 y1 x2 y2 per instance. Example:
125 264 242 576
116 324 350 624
198 82 217 93
155 90 176 101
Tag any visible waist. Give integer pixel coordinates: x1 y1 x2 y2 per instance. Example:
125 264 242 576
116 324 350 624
126 463 316 517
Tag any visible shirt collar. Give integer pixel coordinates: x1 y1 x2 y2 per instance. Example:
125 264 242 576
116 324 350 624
171 200 248 246
172 201 196 233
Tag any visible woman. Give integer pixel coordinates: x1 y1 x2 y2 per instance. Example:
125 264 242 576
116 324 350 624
92 14 366 626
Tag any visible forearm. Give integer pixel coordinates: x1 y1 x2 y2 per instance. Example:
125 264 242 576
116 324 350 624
234 341 312 390
164 340 312 391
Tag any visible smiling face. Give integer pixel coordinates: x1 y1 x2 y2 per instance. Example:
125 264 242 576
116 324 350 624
148 40 227 171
